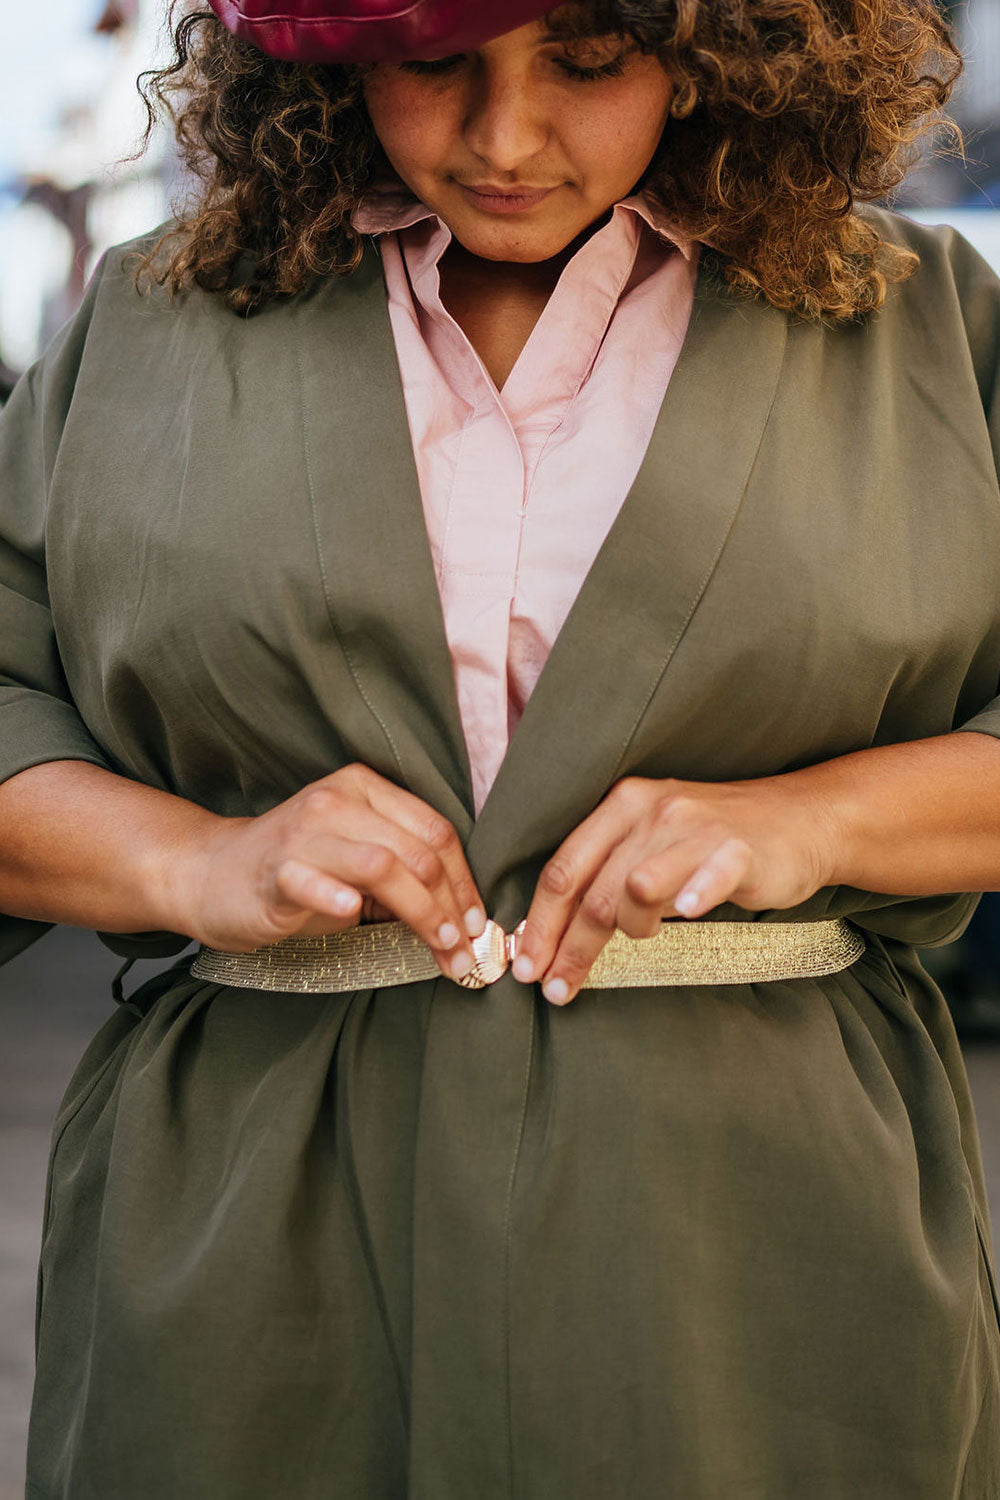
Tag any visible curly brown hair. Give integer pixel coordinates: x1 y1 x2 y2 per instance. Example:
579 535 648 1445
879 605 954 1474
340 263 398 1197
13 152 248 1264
132 0 963 322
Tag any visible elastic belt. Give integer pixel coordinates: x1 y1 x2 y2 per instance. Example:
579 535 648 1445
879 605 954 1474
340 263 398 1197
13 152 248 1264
190 917 865 994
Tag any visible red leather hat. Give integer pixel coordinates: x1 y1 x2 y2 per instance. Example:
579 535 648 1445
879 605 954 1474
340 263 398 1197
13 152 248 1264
206 0 557 64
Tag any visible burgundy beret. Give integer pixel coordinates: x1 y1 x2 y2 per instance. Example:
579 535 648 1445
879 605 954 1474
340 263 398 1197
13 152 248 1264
205 0 557 64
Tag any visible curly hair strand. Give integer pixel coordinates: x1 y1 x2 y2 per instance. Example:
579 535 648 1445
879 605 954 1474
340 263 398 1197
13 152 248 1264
129 0 963 323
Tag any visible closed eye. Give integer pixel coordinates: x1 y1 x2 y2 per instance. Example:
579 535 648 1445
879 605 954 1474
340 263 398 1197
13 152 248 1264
398 52 630 82
556 55 628 81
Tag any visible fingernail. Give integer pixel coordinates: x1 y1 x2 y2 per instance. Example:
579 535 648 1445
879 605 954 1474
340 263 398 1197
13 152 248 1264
543 977 570 1005
675 890 700 916
450 950 474 981
438 922 461 948
512 955 535 984
333 889 360 914
464 906 487 938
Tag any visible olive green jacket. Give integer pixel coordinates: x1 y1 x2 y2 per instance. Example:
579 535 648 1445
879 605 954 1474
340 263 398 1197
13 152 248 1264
3 209 1000 1497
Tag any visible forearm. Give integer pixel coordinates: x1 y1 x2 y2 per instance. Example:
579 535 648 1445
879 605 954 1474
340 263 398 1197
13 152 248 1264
0 760 228 934
785 731 1000 896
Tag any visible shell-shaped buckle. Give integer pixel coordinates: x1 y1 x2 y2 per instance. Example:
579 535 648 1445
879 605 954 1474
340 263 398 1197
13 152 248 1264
457 919 527 990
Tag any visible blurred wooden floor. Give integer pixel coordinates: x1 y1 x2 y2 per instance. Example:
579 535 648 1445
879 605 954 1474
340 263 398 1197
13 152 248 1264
2 926 999 1492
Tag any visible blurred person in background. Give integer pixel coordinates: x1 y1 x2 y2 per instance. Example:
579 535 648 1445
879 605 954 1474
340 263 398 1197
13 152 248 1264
2 1 1000 1496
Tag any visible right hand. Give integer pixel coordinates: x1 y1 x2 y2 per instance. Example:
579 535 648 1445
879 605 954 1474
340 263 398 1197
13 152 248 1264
176 764 486 981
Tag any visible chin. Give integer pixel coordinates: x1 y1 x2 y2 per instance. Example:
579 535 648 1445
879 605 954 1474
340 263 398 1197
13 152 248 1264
463 243 560 264
449 222 582 265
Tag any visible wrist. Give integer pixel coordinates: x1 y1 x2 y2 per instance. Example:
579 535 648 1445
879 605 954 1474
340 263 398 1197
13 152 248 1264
138 804 245 941
757 763 856 893
778 759 865 891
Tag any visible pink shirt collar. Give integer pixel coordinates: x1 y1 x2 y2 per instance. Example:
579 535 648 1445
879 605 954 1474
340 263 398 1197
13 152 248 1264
352 181 695 262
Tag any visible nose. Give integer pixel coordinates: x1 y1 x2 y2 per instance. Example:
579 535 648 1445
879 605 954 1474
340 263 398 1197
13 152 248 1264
461 62 549 174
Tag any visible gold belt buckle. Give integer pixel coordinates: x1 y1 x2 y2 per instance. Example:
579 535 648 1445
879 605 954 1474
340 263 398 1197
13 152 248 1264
456 919 527 989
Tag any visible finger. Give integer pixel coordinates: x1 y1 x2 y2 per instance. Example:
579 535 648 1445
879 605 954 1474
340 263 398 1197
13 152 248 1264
513 786 644 984
302 802 476 959
643 837 754 920
537 877 624 1006
541 832 733 1004
361 896 395 924
358 775 486 937
616 834 723 932
270 860 364 930
279 837 476 981
542 836 756 1003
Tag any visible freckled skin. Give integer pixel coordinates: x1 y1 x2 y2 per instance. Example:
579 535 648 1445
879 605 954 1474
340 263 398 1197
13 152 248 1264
362 20 674 267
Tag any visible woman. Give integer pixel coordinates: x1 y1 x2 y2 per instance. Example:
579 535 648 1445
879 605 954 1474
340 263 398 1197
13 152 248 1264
2 0 999 1493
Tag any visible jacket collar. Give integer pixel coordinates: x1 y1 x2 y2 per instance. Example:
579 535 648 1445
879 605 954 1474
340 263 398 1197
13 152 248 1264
294 239 786 909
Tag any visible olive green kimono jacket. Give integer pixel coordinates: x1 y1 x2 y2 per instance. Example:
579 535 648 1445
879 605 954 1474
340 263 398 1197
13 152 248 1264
3 206 1000 1499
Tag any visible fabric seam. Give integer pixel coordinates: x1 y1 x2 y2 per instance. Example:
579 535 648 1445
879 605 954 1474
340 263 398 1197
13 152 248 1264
502 997 537 1499
975 1211 1000 1335
230 0 429 23
957 1235 1000 1497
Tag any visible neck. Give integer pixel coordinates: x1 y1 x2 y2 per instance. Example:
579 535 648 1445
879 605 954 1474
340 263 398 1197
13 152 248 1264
438 243 566 304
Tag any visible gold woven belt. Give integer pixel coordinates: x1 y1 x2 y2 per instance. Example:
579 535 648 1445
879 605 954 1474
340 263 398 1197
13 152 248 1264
190 917 865 995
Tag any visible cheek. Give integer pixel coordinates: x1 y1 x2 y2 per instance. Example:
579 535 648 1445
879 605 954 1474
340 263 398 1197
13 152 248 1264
363 75 450 178
631 90 672 160
570 78 672 192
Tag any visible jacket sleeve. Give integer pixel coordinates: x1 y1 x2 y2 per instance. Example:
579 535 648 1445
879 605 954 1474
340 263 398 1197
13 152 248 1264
0 258 193 969
0 262 116 964
0 262 115 788
943 226 1000 739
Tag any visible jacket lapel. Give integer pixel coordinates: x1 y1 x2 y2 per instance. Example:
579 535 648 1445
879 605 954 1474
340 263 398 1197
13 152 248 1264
294 242 475 836
296 246 788 904
470 269 789 911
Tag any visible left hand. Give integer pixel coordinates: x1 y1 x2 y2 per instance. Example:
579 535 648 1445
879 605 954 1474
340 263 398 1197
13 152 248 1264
512 774 839 1005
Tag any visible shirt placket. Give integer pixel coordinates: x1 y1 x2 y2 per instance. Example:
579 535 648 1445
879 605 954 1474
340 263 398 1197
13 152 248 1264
408 240 529 812
503 210 644 728
394 205 653 813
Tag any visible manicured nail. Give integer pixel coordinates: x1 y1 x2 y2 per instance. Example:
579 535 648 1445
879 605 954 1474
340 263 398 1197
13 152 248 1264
512 954 535 984
464 906 487 938
675 890 700 916
543 977 570 1005
450 950 474 981
438 921 461 948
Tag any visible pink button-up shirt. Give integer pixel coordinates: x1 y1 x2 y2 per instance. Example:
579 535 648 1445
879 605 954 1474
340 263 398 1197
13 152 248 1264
353 186 700 814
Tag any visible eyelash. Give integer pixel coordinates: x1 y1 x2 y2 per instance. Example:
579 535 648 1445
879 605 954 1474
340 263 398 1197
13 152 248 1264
398 55 628 83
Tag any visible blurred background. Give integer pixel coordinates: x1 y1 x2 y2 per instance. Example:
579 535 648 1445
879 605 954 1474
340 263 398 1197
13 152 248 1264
1 1 1000 1495
0 0 179 396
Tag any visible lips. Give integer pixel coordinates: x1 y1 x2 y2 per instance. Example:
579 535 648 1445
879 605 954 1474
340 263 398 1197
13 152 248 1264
464 184 552 195
458 183 556 213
